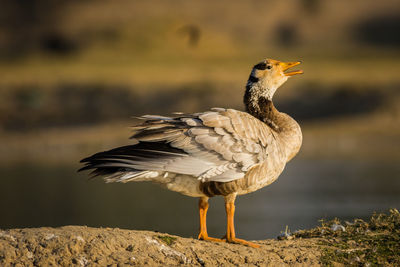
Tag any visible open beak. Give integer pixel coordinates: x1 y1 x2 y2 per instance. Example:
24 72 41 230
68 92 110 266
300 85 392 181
280 61 303 76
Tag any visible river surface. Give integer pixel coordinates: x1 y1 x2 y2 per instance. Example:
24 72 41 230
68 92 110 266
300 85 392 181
0 158 399 240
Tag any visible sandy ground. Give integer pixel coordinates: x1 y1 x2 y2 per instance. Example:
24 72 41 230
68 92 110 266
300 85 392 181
0 226 323 266
2 209 399 266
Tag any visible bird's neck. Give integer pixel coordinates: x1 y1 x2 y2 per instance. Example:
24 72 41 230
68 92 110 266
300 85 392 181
244 84 282 131
244 85 303 160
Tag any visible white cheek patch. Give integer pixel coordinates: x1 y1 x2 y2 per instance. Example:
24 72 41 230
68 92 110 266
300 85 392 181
260 74 288 100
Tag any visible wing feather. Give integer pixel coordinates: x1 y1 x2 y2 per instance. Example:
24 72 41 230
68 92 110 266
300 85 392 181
80 108 278 183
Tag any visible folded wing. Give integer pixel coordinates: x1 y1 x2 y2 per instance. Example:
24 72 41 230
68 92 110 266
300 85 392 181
79 108 277 183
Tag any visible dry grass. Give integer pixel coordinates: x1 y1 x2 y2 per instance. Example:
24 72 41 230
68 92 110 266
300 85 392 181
293 209 400 266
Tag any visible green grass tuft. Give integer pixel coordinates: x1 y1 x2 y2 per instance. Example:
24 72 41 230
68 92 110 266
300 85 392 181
157 235 177 246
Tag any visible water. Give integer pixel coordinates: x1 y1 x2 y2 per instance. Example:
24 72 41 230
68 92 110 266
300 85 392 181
0 159 399 240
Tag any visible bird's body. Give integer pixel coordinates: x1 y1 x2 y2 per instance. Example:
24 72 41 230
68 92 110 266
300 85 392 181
80 58 303 247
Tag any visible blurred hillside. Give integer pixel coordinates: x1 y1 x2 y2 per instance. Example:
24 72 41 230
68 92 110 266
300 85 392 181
0 0 399 163
1 0 400 85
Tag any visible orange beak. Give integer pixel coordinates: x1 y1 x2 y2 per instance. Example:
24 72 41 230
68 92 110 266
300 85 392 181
280 61 303 76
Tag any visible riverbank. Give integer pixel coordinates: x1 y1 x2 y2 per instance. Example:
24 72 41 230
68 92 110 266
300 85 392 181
1 210 398 266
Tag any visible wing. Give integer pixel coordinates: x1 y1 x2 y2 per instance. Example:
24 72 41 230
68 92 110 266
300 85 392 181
80 108 279 183
130 108 278 182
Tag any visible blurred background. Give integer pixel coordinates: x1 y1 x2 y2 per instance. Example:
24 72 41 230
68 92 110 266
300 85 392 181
0 0 399 239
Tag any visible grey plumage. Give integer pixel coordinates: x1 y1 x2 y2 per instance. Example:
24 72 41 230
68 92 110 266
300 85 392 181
80 108 282 186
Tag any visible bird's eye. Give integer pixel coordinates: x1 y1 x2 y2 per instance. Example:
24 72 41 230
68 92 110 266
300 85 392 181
254 63 273 71
254 63 267 70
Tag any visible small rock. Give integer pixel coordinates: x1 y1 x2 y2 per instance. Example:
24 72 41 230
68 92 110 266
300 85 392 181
26 251 34 259
196 256 205 265
277 232 293 240
0 232 16 242
74 235 85 242
331 224 345 232
277 225 293 240
45 233 57 240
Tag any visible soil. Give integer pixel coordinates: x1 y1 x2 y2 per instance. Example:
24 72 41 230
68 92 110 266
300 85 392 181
0 226 322 266
1 209 398 266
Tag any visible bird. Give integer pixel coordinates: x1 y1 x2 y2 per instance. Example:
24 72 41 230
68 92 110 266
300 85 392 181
79 58 303 248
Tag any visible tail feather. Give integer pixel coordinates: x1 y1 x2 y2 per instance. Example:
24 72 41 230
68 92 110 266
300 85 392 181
79 141 187 182
103 170 160 183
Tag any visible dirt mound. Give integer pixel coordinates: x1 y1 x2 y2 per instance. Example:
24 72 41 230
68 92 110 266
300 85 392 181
1 210 398 266
0 226 321 266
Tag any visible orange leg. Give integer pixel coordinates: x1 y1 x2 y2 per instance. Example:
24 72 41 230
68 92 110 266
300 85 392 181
224 199 260 248
197 197 225 242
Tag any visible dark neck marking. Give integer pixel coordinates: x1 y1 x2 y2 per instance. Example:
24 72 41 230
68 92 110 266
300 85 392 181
248 75 259 83
244 86 281 131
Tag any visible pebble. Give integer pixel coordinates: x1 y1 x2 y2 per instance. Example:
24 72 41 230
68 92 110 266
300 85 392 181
331 224 346 232
277 232 293 240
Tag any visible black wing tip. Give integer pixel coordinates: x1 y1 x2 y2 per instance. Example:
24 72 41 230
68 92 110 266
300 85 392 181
77 165 92 172
77 141 188 174
79 158 89 164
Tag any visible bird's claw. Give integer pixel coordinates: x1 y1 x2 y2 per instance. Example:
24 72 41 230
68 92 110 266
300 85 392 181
225 237 260 248
198 233 225 243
